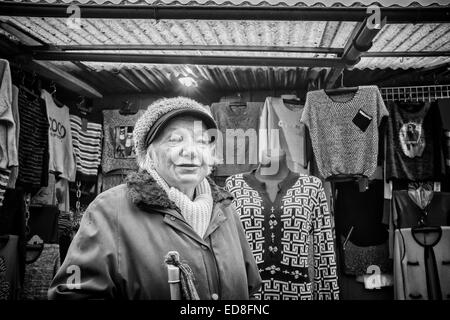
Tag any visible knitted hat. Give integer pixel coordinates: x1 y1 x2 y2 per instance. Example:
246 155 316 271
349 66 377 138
133 97 217 165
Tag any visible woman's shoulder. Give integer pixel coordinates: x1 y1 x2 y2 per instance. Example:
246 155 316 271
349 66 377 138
85 184 130 219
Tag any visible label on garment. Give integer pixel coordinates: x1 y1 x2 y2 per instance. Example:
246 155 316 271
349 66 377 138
434 182 441 192
352 109 373 132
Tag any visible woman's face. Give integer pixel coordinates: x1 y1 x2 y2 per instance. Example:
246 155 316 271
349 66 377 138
150 116 215 190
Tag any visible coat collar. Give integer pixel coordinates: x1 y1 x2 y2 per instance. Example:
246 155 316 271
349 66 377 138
126 170 233 213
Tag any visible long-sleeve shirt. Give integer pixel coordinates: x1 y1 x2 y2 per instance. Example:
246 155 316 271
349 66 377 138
225 170 339 300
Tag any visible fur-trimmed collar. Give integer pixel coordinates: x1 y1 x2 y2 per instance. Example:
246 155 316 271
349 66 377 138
126 170 233 212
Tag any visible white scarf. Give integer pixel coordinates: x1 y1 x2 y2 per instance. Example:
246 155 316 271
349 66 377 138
146 168 213 238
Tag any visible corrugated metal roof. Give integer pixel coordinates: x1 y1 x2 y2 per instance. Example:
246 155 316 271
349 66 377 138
1 1 449 95
3 17 355 49
7 0 450 7
50 61 328 93
4 16 449 69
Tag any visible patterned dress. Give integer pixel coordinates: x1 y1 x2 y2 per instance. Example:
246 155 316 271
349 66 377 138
225 170 339 300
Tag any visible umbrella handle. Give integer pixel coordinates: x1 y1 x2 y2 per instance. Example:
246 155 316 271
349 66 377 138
167 264 181 300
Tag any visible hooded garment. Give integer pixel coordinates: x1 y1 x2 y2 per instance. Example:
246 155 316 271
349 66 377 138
47 170 262 300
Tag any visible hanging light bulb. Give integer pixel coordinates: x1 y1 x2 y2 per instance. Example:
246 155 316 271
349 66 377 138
178 76 198 88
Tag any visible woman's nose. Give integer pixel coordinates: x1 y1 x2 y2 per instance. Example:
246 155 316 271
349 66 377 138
179 141 197 159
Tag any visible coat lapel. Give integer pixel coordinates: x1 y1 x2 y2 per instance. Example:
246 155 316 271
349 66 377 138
126 170 233 244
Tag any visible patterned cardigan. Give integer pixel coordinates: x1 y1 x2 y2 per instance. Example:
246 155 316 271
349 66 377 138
225 171 339 300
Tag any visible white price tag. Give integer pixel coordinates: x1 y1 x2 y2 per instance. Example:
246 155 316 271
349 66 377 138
434 182 441 192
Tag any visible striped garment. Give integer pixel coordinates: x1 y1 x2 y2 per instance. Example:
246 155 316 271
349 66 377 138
0 169 10 206
445 130 450 175
70 115 102 178
16 89 49 192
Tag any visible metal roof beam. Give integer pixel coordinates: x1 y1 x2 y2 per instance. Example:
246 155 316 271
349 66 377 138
0 3 449 23
0 35 103 98
325 17 386 88
363 51 450 57
31 51 346 68
37 44 343 55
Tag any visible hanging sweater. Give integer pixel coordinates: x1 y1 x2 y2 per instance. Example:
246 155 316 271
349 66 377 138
0 59 17 170
70 112 103 180
225 170 339 300
17 88 49 192
210 102 263 176
301 86 388 179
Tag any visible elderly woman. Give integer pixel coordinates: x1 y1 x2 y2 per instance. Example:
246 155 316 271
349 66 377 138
48 97 262 300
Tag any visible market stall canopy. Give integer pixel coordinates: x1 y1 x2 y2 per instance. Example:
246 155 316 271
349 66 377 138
0 0 449 95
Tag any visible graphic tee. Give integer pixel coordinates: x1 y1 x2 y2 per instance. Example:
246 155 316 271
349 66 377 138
386 101 445 181
102 110 144 174
41 90 76 182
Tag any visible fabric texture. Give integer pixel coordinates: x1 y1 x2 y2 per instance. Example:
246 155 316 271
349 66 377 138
259 97 310 174
0 169 9 206
210 101 262 176
0 235 21 300
27 205 60 245
341 236 392 276
391 191 450 229
225 171 339 300
16 88 49 192
386 101 445 181
132 97 215 168
22 243 60 300
102 109 145 174
48 170 262 299
41 90 76 181
70 114 103 179
394 227 450 300
6 85 20 189
0 59 17 171
147 168 213 239
300 86 388 179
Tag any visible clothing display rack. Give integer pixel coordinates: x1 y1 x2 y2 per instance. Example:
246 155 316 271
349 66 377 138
380 84 450 102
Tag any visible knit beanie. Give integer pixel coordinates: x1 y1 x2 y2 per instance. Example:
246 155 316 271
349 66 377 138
133 97 217 167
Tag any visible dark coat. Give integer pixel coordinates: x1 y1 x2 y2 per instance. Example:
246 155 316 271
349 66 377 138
48 171 262 300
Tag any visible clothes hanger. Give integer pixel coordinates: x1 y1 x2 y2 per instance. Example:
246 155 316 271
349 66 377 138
324 73 358 96
119 100 138 115
228 93 247 108
48 81 64 108
281 93 304 105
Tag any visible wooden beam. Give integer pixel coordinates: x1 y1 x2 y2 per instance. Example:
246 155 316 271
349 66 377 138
0 2 448 23
25 60 103 98
32 51 346 68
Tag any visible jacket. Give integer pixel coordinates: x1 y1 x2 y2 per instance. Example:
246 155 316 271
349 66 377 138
48 171 262 299
394 227 450 300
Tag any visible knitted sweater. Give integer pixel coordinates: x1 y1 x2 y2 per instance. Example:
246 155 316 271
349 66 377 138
301 86 388 179
225 171 339 300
